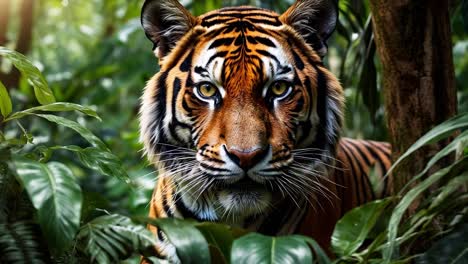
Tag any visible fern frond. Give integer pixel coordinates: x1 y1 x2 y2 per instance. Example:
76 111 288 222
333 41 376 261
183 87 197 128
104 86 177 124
77 214 157 263
0 221 50 264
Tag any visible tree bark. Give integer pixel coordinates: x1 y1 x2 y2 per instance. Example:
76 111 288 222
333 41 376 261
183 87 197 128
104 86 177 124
0 0 10 47
369 0 457 194
0 0 35 89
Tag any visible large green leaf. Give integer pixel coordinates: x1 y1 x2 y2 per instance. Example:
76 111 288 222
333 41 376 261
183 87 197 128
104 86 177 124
294 236 332 264
231 233 313 264
0 81 12 118
146 218 211 264
51 146 129 181
332 198 392 257
0 47 55 105
0 221 50 263
383 157 468 262
35 114 108 150
77 214 157 264
14 159 82 254
195 222 234 263
4 102 101 122
388 113 468 175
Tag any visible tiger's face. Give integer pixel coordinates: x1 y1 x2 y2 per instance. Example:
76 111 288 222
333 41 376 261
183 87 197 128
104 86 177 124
140 0 343 222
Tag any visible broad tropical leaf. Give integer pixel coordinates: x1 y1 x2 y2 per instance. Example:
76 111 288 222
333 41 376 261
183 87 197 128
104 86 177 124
332 198 393 257
0 47 55 105
231 233 314 264
14 159 82 253
195 222 235 263
146 218 211 264
77 214 157 264
4 102 101 122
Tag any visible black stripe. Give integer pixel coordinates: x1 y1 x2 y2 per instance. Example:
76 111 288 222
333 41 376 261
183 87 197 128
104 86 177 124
344 142 373 201
219 7 270 12
248 18 282 27
368 141 392 157
172 78 182 119
207 51 229 67
256 50 280 65
180 50 193 72
209 37 235 49
340 144 364 204
174 193 200 220
292 50 304 71
309 65 328 151
249 36 276 47
162 194 173 217
201 18 234 28
200 163 230 172
199 153 225 164
203 11 279 21
346 140 372 167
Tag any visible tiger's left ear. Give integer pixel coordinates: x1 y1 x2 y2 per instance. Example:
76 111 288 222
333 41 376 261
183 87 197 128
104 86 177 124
280 0 338 57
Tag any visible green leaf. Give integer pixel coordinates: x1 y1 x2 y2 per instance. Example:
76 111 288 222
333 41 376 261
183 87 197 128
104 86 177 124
4 102 101 122
195 222 234 263
146 218 211 264
399 130 468 194
14 159 82 254
231 233 313 264
332 198 393 257
388 113 468 175
0 221 50 263
384 157 468 262
0 81 12 118
35 114 108 150
52 146 129 181
294 236 332 264
77 214 157 264
429 172 468 212
0 47 55 105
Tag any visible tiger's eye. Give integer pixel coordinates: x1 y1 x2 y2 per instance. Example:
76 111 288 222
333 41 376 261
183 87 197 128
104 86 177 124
197 83 217 98
271 81 291 97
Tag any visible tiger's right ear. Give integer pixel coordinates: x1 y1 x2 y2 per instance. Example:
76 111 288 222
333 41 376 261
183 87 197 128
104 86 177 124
141 0 196 58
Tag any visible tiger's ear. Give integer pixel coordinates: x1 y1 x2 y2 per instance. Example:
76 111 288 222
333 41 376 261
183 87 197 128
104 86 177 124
141 0 196 58
280 0 338 57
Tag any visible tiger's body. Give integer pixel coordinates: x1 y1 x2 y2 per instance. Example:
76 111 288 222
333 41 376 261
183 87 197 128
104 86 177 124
139 0 391 261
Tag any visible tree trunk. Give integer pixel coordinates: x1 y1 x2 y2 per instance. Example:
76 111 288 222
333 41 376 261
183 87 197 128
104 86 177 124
0 0 35 89
369 0 457 194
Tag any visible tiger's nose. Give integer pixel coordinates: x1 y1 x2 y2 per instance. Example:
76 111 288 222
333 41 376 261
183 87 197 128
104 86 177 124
224 146 269 171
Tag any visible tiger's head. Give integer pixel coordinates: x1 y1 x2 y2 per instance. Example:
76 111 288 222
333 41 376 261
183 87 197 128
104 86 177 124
140 0 344 223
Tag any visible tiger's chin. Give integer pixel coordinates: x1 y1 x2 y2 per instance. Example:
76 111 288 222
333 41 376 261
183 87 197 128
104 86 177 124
216 185 272 221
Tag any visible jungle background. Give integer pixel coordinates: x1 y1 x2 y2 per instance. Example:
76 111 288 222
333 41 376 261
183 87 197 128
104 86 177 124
0 0 467 263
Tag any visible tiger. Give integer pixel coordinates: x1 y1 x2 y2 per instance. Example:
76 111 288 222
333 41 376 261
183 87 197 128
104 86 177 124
139 0 392 261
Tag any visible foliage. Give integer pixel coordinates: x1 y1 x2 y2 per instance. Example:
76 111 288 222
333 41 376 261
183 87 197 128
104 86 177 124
0 0 467 263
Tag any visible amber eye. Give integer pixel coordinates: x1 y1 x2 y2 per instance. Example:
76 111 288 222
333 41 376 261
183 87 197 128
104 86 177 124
270 81 292 98
196 83 218 99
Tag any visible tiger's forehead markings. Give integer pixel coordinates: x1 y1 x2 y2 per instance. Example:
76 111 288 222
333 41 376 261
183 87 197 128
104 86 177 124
200 7 282 28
